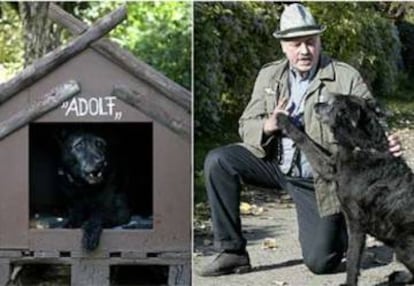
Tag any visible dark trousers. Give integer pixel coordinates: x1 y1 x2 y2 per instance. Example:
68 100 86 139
204 144 348 274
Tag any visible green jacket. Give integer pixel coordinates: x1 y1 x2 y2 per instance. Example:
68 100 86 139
238 54 372 216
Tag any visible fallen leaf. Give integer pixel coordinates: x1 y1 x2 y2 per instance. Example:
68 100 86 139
240 202 252 215
262 237 278 250
272 280 288 286
240 202 265 216
252 206 264 216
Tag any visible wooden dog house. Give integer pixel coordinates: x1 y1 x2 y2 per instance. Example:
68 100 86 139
0 5 191 286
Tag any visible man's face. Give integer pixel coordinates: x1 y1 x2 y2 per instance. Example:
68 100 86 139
280 35 321 75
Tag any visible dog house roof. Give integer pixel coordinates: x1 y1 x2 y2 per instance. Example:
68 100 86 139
0 4 190 141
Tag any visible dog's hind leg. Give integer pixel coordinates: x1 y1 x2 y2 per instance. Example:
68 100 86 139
343 217 366 286
389 239 414 285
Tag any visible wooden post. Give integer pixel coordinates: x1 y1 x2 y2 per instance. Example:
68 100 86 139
168 264 191 286
0 6 127 105
112 84 190 141
48 3 191 112
0 80 80 140
0 259 10 286
71 260 110 286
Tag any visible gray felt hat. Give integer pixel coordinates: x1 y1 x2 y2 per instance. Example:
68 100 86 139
273 4 326 40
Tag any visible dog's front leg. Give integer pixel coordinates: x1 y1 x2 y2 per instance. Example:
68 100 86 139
276 113 335 180
343 214 366 286
82 213 103 251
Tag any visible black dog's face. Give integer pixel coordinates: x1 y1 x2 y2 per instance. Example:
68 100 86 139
314 95 388 150
61 132 109 185
314 95 363 129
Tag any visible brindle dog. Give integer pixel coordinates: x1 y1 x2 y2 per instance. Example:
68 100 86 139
277 95 414 286
58 131 130 251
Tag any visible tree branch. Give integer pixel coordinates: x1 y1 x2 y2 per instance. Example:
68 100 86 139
0 80 81 140
48 3 191 112
112 84 190 141
0 5 127 104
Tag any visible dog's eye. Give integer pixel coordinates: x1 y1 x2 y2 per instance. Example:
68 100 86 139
95 140 106 149
73 141 85 151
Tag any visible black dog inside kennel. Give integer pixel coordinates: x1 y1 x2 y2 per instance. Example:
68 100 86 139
29 122 153 230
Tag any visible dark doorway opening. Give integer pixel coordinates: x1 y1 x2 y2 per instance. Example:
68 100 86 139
29 122 153 230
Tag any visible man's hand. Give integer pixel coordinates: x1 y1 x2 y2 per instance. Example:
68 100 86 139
263 97 290 135
388 133 402 157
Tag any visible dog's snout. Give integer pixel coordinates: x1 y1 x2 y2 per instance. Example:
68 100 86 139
95 157 105 168
82 157 105 173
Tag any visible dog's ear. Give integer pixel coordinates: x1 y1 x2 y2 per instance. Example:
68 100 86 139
314 102 329 115
365 99 387 118
314 102 333 124
54 130 67 149
55 129 75 149
350 111 359 128
348 102 361 128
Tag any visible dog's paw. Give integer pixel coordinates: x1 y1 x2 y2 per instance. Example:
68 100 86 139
82 220 103 251
389 271 413 284
83 235 99 251
276 113 290 129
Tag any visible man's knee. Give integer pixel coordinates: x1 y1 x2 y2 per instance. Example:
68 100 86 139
303 252 343 274
204 147 228 174
204 145 240 174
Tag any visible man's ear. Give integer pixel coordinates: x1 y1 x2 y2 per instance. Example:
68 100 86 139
280 41 287 54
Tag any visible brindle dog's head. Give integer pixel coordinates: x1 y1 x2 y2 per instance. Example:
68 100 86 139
60 131 109 185
314 94 388 151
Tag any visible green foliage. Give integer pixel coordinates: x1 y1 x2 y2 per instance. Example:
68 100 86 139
373 2 414 75
398 21 414 73
0 3 24 80
308 2 401 98
194 131 240 204
195 2 404 138
78 2 191 89
0 2 191 89
194 2 283 135
397 5 414 74
194 2 406 203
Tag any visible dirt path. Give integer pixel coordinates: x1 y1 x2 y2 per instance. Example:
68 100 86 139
194 190 404 286
193 129 414 286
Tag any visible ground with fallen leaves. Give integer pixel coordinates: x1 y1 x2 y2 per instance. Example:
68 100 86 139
193 127 414 286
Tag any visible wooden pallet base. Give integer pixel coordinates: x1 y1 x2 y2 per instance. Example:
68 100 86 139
0 251 191 286
0 259 10 286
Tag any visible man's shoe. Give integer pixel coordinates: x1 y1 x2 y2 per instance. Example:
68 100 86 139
198 250 252 277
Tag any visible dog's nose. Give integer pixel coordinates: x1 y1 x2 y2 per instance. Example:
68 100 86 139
83 158 106 174
93 159 105 171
